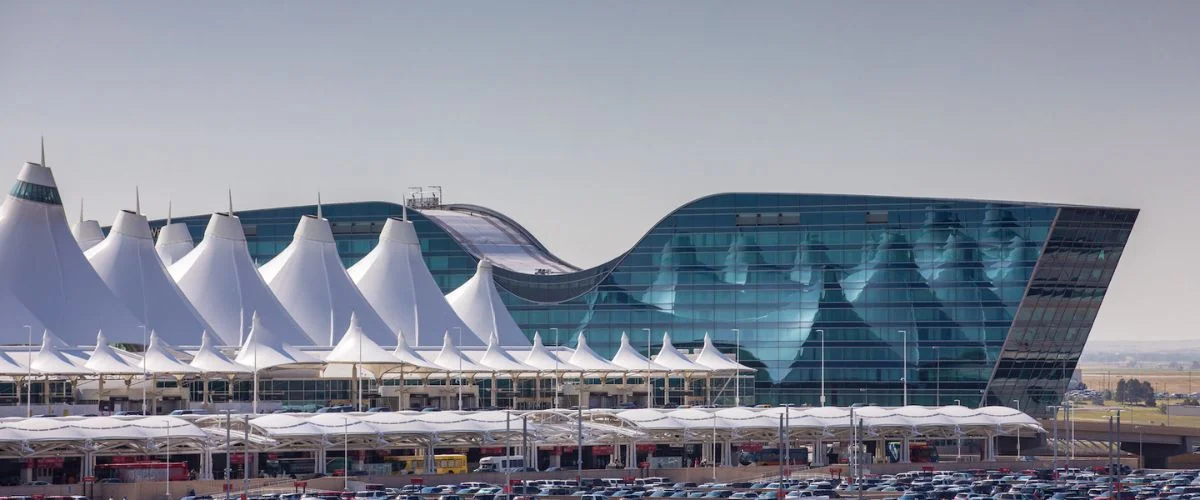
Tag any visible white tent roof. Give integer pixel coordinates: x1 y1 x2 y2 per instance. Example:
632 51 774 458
652 332 709 373
477 333 535 373
85 210 213 346
523 332 581 373
84 330 143 375
154 222 194 266
142 331 199 375
609 332 670 373
189 331 250 374
348 217 483 347
0 162 147 344
325 312 402 365
0 350 26 376
431 332 491 373
31 330 92 375
234 312 317 371
692 332 754 373
260 215 395 346
169 213 312 347
567 332 622 373
391 331 441 372
445 259 530 347
72 219 105 251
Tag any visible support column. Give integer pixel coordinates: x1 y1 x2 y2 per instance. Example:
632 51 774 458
876 439 886 463
683 377 690 405
706 375 713 405
550 451 562 469
425 442 436 474
812 440 825 466
626 441 637 470
664 375 670 406
721 440 733 466
491 374 498 408
201 448 213 480
901 436 911 463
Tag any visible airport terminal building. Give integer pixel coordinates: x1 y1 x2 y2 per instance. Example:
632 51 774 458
154 192 1138 413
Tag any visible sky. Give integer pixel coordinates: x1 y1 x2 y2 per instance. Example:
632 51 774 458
1 2 1197 342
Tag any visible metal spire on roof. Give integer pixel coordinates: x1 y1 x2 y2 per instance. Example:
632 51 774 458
402 204 407 222
135 186 141 214
40 136 45 167
79 198 84 224
227 188 234 216
317 192 322 219
166 200 172 224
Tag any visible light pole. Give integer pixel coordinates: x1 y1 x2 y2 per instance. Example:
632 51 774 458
140 325 148 415
932 345 940 406
343 416 350 491
550 327 560 409
453 327 463 410
166 419 172 500
1048 405 1060 484
224 410 232 500
954 399 962 462
817 329 826 407
1012 399 1021 458
732 328 740 407
642 328 653 408
576 405 583 485
899 330 908 406
24 325 31 418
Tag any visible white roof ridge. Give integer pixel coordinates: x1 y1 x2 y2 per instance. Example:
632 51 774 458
567 332 621 372
479 331 533 372
325 312 401 365
444 259 530 347
693 332 754 373
84 330 142 375
522 331 581 373
610 331 670 372
432 331 490 372
31 330 92 375
144 330 199 374
190 331 251 374
652 332 710 373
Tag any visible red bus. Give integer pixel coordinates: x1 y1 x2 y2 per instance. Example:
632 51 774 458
95 461 188 482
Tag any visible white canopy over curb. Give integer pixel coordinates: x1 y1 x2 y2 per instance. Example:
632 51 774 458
431 332 490 373
391 331 441 372
0 162 146 344
693 332 754 373
349 217 482 347
567 332 622 374
325 312 402 366
84 331 142 375
189 331 250 374
72 219 105 251
652 332 708 374
154 222 194 266
446 259 530 347
610 332 669 373
169 213 312 347
477 333 535 373
234 312 315 371
31 330 92 375
260 215 395 346
142 331 199 375
523 332 580 373
85 210 213 346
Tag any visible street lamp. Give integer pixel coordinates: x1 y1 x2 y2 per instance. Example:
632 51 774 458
1012 399 1021 458
899 330 908 406
550 327 560 409
932 345 940 406
453 327 463 410
140 325 148 415
954 399 962 462
816 329 826 407
24 325 31 418
731 328 740 407
642 328 653 409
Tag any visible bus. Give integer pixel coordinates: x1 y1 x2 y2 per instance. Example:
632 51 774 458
475 455 525 473
385 454 468 474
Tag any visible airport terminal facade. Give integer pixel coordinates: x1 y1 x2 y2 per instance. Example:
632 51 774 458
156 193 1138 412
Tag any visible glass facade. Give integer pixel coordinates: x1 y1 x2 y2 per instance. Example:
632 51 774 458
153 194 1137 416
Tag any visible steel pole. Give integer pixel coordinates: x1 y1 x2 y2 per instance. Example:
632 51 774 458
900 330 908 406
732 328 740 407
224 411 231 500
243 414 250 499
577 405 583 485
818 329 826 407
643 328 653 409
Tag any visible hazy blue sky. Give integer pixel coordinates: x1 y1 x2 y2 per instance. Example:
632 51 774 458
2 2 1197 341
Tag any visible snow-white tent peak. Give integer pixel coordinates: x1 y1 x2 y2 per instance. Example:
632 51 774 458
155 223 194 266
260 215 394 346
693 332 754 373
610 331 669 372
31 330 91 375
523 332 581 373
0 161 146 344
143 331 199 374
445 259 531 347
189 331 250 374
84 330 142 375
169 212 312 346
392 328 440 371
85 210 213 346
479 332 533 372
652 332 708 373
567 332 622 373
72 219 105 251
432 331 490 373
234 312 314 370
348 217 483 347
326 312 400 365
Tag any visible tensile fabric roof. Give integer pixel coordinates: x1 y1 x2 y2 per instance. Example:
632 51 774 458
71 219 105 251
445 259 530 347
154 222 194 266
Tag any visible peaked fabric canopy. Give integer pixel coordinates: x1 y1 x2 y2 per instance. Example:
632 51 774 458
84 331 142 375
477 333 534 373
142 331 199 375
391 332 441 372
349 217 482 347
652 332 707 373
71 219 105 251
567 332 622 373
234 312 315 371
431 332 491 373
154 222 194 266
523 332 580 373
325 312 401 365
0 162 146 344
189 331 250 374
31 330 92 375
693 332 754 373
85 210 213 345
609 332 670 372
260 215 395 346
445 260 530 347
0 350 26 376
169 213 312 347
